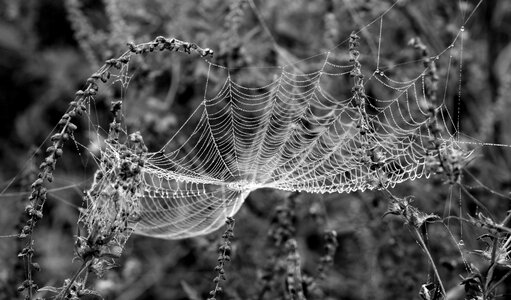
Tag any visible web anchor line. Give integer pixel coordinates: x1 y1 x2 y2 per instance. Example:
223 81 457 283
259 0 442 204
69 1 492 239
121 41 470 239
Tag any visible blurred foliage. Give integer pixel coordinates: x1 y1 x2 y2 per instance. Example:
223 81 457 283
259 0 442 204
1 0 511 299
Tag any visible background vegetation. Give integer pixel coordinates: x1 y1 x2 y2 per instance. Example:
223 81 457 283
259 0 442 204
1 0 511 299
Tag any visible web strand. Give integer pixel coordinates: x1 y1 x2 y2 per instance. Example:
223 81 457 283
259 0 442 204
125 52 465 238
49 1 497 240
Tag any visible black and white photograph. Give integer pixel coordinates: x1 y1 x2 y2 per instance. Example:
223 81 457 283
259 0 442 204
1 1 511 299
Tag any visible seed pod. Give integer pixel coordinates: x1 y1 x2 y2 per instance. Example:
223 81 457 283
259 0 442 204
22 225 31 234
33 210 43 220
68 122 77 132
32 178 43 188
39 187 47 195
31 262 41 272
202 48 214 57
50 133 62 142
95 171 103 180
46 161 56 171
100 71 110 82
25 205 33 215
127 42 137 52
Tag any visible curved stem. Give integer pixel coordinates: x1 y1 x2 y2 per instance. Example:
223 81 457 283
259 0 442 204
57 258 93 300
413 226 446 298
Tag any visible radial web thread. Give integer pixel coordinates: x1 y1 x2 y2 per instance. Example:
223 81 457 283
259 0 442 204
121 51 464 239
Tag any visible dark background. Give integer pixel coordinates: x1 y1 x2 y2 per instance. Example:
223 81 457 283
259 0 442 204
1 0 511 299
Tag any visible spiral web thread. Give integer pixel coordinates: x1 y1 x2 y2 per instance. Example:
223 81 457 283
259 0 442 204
124 46 465 239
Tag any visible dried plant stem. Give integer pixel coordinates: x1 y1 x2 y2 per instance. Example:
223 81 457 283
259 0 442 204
18 35 212 299
285 239 305 300
412 226 446 298
208 217 235 300
57 259 92 300
484 237 499 295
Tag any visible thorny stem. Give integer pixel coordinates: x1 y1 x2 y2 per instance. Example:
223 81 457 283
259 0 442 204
412 226 446 298
484 236 499 296
58 258 92 300
382 188 446 298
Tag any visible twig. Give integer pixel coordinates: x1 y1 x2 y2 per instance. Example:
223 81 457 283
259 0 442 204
57 259 92 300
412 226 447 298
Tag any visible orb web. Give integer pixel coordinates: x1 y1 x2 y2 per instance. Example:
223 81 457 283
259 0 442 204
124 51 462 239
68 3 482 240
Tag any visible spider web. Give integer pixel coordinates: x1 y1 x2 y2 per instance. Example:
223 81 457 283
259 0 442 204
123 51 463 239
70 1 488 240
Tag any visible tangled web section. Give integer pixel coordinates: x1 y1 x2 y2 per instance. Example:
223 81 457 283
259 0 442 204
123 49 461 239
